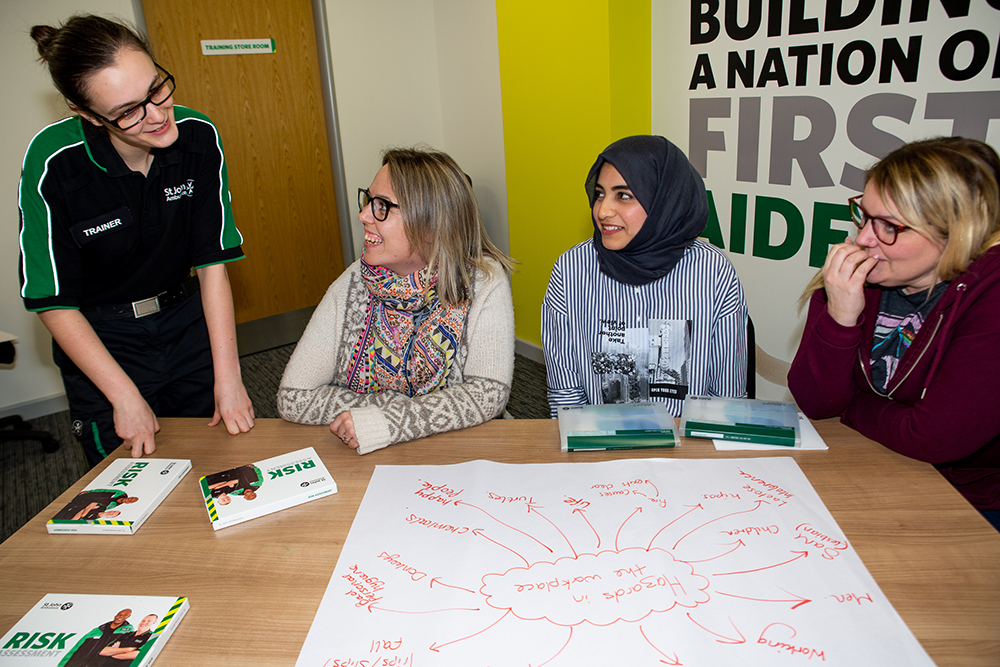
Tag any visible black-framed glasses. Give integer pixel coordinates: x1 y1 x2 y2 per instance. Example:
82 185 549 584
358 188 399 222
85 63 176 131
848 195 910 246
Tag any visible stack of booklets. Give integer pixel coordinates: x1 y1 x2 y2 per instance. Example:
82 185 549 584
0 593 188 666
46 459 191 535
557 403 680 452
200 447 337 530
681 395 801 446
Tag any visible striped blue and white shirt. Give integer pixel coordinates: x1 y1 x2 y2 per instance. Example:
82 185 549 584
542 238 748 417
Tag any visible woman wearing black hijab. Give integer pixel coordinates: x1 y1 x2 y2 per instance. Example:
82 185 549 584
541 135 748 417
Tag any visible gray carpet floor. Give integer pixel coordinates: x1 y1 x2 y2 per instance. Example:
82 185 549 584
0 347 548 544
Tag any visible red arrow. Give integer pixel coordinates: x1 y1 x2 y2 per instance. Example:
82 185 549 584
677 539 745 563
429 577 476 595
673 500 770 551
458 500 553 553
646 504 704 550
712 550 809 576
715 587 812 610
429 610 510 652
686 613 746 644
528 502 577 557
472 528 529 567
534 625 573 666
615 507 643 551
573 507 601 549
639 625 683 664
370 605 479 614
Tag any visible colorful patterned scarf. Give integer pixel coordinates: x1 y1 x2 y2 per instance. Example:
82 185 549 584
345 261 469 397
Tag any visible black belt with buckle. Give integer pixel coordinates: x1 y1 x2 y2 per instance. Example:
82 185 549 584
81 276 200 321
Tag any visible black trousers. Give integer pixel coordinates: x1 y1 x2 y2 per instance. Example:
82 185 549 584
53 292 215 466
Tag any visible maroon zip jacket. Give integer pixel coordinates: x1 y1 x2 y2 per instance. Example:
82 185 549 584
789 245 1000 511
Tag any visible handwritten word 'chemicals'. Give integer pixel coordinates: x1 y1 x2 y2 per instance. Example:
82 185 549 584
343 564 384 609
404 513 469 534
414 480 463 505
377 552 427 581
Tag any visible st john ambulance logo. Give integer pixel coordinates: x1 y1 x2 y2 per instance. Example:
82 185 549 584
165 179 195 202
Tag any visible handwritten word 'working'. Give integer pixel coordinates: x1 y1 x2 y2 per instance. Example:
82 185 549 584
758 623 825 660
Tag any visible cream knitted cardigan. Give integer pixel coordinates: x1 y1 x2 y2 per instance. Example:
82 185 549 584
277 259 514 454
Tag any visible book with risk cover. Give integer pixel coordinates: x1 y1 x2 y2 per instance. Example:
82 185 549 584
199 447 337 530
0 593 188 667
557 403 680 452
46 459 191 535
680 395 802 446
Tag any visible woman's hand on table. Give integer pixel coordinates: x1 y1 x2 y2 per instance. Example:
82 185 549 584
115 392 160 458
210 380 255 435
331 411 359 449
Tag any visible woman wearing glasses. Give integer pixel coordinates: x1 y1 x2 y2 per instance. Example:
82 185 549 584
18 15 253 465
789 137 1000 522
277 147 515 453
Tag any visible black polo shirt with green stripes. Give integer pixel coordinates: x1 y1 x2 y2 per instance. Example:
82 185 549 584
18 106 244 312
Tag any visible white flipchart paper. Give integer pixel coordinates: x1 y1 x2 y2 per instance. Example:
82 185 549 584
295 458 933 666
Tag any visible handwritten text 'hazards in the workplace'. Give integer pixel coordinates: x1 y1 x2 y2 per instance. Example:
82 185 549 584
294 458 935 667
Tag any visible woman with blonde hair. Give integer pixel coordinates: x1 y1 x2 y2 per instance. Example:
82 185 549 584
789 136 1000 523
278 147 515 453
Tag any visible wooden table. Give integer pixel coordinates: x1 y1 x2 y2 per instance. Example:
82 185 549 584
1 418 998 665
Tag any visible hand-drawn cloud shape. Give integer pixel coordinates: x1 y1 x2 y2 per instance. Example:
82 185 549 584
480 547 710 626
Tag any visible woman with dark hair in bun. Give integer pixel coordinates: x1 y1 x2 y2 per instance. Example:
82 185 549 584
542 135 748 417
18 14 254 465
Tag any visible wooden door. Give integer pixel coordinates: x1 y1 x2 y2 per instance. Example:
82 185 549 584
142 0 344 324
